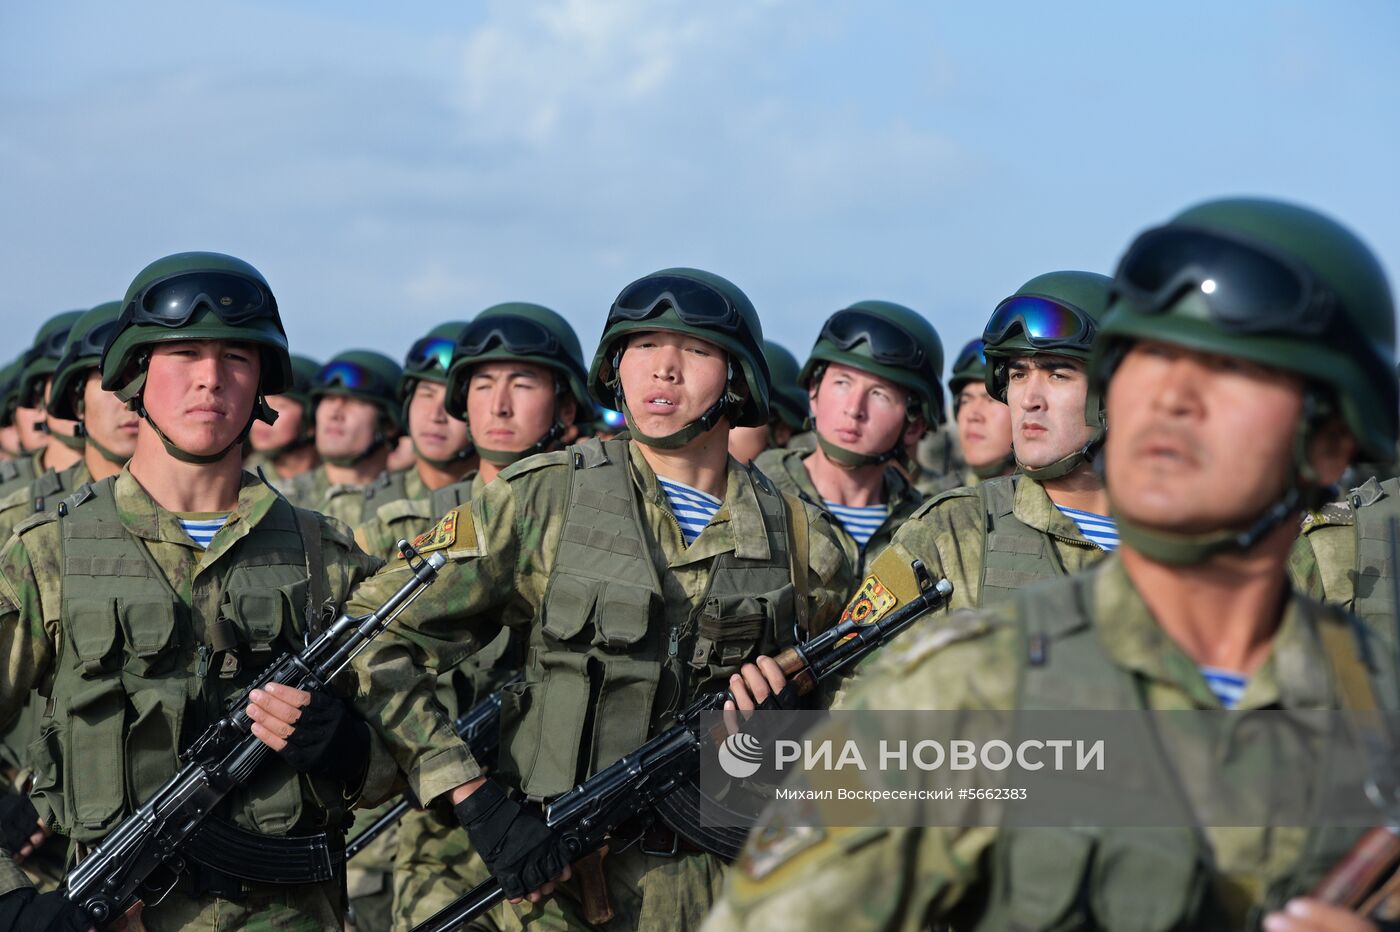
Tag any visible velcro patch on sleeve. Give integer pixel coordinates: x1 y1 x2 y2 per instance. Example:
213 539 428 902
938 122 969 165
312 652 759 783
410 510 458 554
839 574 898 627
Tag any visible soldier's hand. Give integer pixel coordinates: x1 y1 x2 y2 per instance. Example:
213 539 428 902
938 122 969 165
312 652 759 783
246 683 370 783
453 778 573 905
723 655 797 735
0 796 44 863
1263 898 1378 932
0 887 93 931
16 816 50 863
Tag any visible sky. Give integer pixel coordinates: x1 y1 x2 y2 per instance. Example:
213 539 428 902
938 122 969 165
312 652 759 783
3 1 1398 386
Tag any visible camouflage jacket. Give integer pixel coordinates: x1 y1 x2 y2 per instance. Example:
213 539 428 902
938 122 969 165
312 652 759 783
284 463 374 526
345 439 855 806
355 472 484 564
0 468 394 889
0 459 91 546
753 447 923 575
705 555 1394 932
869 472 1108 616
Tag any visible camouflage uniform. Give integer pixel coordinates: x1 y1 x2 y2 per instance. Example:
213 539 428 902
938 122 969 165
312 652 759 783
752 447 921 576
346 438 854 931
0 468 393 929
871 472 1108 616
284 463 379 526
704 555 1393 931
1289 475 1400 655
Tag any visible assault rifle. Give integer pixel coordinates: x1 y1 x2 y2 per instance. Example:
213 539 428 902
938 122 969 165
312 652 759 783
63 542 446 928
346 674 521 860
413 561 952 932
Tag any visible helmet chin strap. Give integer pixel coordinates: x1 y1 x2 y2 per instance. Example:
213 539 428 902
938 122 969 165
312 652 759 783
476 422 564 465
1017 429 1105 482
322 432 388 469
1112 393 1333 566
49 426 86 452
412 436 477 469
816 433 902 469
72 411 127 465
610 356 740 451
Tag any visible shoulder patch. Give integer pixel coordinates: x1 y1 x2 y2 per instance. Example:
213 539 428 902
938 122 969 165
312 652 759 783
839 573 899 627
411 509 459 553
497 449 571 482
1301 499 1355 533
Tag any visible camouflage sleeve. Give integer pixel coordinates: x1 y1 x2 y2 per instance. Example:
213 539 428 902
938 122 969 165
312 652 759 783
0 533 56 736
871 492 987 616
705 613 1018 932
799 504 857 634
353 514 398 566
345 476 525 805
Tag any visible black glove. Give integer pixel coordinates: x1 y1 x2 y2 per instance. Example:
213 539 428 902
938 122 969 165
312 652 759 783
0 796 39 854
454 781 571 900
275 690 370 787
756 680 802 712
0 888 90 932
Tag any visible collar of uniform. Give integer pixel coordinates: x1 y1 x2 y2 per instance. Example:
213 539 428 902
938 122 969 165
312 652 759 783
625 440 772 564
403 467 427 501
58 459 91 491
789 447 909 512
1013 474 1093 544
112 466 278 552
1090 555 1331 710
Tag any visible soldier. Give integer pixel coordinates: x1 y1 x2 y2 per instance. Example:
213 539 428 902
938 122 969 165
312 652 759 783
0 359 24 463
244 353 322 492
728 341 807 466
754 302 944 574
286 350 404 525
282 268 854 931
705 197 1398 932
948 337 1015 485
0 312 87 500
0 252 392 928
377 302 592 930
862 271 1117 615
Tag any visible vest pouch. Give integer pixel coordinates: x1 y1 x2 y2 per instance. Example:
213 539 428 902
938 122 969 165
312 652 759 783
513 652 591 799
117 599 179 677
125 685 184 817
593 582 654 650
221 585 294 656
541 575 597 644
692 587 790 673
997 827 1096 930
64 597 120 676
588 656 660 775
1087 829 1204 931
235 756 305 836
26 725 64 833
63 680 127 838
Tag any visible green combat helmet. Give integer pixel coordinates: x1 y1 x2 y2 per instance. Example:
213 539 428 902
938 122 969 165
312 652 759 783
983 271 1114 481
49 301 125 463
763 340 808 432
400 320 471 467
259 353 321 460
588 268 771 449
1089 196 1398 565
949 337 1016 481
19 309 87 452
310 349 404 466
445 303 590 464
101 251 293 464
798 300 946 468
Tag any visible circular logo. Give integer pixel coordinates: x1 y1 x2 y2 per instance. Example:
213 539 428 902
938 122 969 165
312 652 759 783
718 732 764 779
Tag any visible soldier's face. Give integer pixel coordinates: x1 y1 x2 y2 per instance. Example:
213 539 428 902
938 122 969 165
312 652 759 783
810 363 923 459
42 377 80 444
1005 355 1096 471
1105 340 1353 534
955 381 1013 469
249 394 307 452
14 395 47 453
728 424 771 464
315 394 381 459
81 371 139 459
0 425 17 456
617 331 729 440
142 340 261 456
410 379 473 459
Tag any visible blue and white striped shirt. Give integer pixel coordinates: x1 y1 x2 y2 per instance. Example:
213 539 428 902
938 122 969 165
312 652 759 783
657 477 722 546
1200 666 1248 709
177 514 230 550
1055 505 1119 551
824 501 889 551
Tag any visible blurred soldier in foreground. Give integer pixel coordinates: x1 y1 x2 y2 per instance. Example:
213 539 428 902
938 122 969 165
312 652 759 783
705 197 1399 932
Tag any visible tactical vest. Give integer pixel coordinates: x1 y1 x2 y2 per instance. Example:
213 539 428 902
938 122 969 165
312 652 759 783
975 474 1097 607
1347 477 1400 636
502 437 797 799
28 478 345 852
975 571 1389 931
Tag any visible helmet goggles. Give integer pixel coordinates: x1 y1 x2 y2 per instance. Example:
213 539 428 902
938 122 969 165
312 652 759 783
1113 225 1341 338
317 359 394 397
608 274 744 334
983 295 1096 349
952 338 986 374
122 270 283 333
818 308 927 368
405 335 456 375
456 315 561 359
